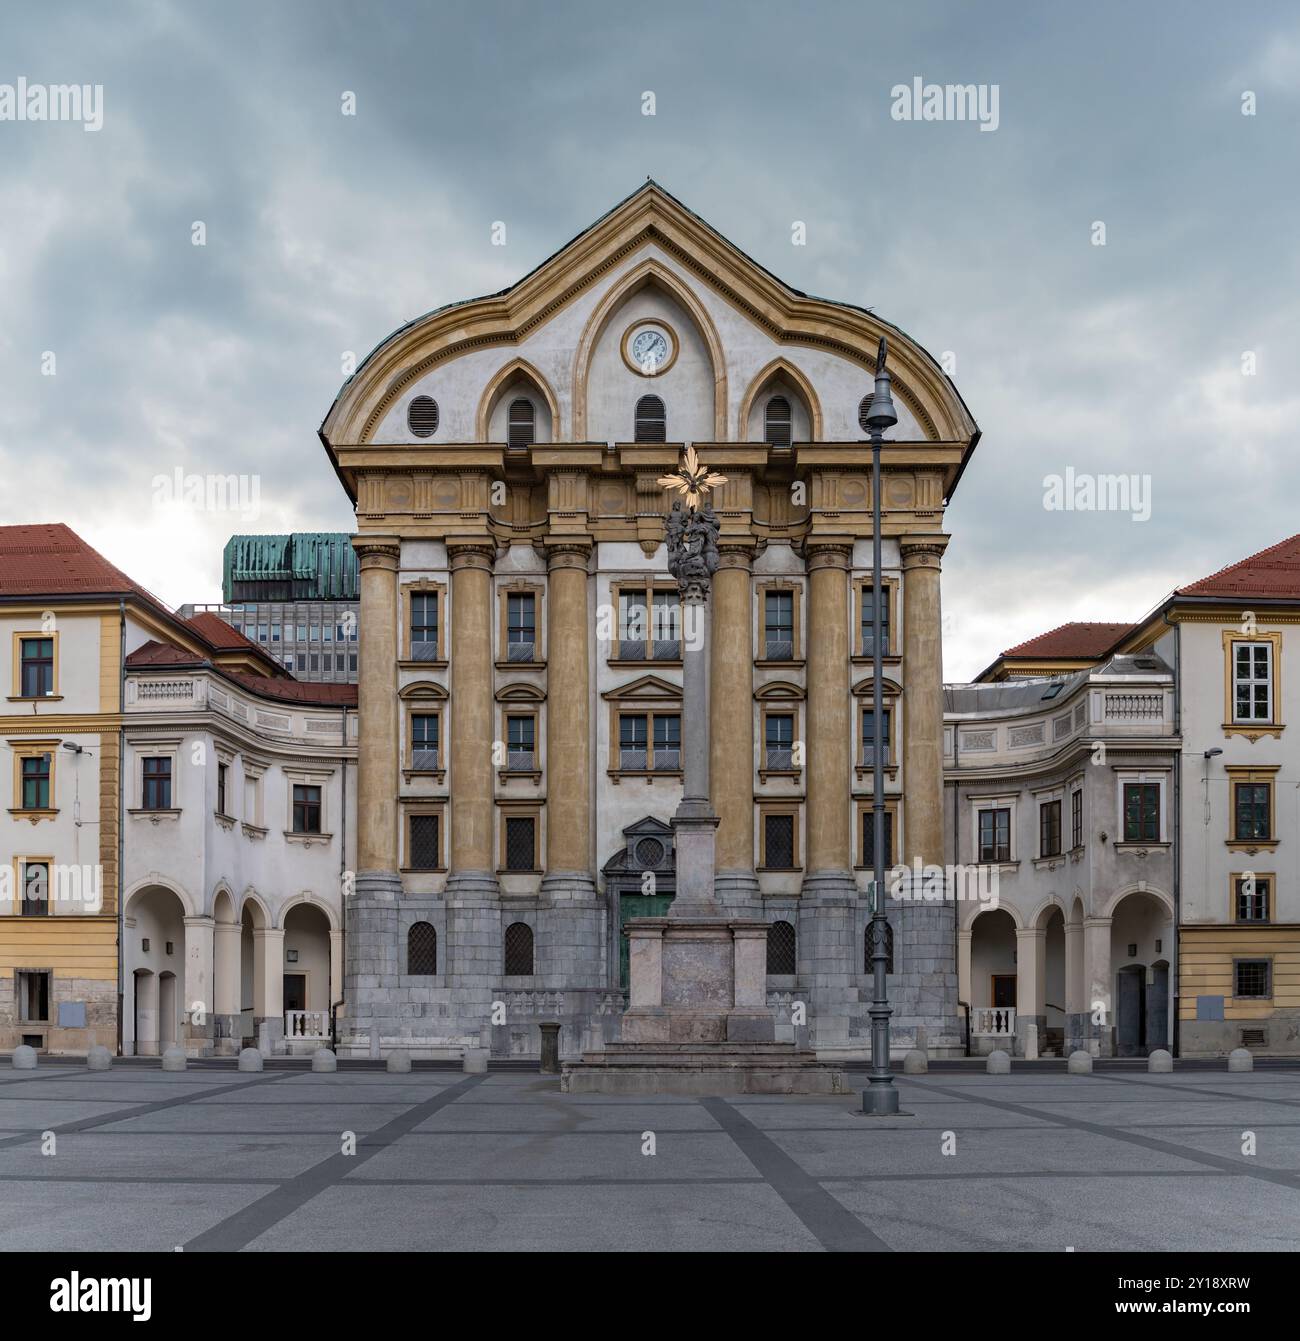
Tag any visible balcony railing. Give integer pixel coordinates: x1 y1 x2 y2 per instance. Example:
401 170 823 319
972 1006 1016 1037
285 1010 329 1041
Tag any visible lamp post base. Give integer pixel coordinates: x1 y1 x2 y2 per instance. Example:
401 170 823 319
861 1082 911 1116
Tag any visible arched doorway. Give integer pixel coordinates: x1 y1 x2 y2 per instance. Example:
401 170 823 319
970 908 1018 1053
283 902 332 1044
1109 890 1174 1056
124 885 187 1056
602 817 675 990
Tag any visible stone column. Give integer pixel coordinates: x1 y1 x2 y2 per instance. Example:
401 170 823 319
253 926 285 1054
900 537 948 867
183 915 214 1053
711 544 759 912
1015 926 1046 1058
1064 915 1085 1052
134 972 158 1056
353 537 401 889
1084 915 1113 1056
213 917 241 1052
958 926 972 1005
446 543 499 896
538 541 602 992
803 543 853 886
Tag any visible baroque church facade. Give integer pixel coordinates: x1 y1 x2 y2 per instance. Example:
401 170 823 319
319 183 980 1059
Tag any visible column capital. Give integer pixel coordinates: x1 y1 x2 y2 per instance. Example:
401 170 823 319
448 542 496 574
545 541 593 573
352 535 401 570
900 535 950 571
715 543 755 572
804 542 852 573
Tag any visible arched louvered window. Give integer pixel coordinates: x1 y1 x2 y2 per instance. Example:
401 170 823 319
764 395 792 448
857 394 874 434
408 921 437 975
634 394 666 443
864 921 895 975
504 921 534 976
507 398 535 449
408 395 440 438
767 919 796 975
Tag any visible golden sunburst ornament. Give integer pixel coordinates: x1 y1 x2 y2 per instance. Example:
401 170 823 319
657 446 727 511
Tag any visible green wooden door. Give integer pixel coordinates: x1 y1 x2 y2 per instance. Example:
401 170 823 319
619 892 674 990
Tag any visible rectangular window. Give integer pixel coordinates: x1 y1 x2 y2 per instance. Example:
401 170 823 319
1039 799 1062 858
271 624 281 642
411 714 439 771
1232 641 1274 723
617 587 680 660
1071 789 1083 850
619 712 648 769
409 814 440 871
1233 782 1272 842
411 593 438 652
21 862 49 916
141 757 172 810
861 587 891 657
1234 958 1271 999
292 784 322 834
653 713 681 770
1235 876 1270 923
1123 784 1160 843
296 623 307 641
618 713 680 771
862 809 894 869
862 708 891 766
507 715 535 770
765 713 794 770
217 762 228 815
651 591 680 657
16 970 50 1022
764 813 796 871
764 591 794 660
506 593 537 662
20 754 51 810
978 808 1010 863
20 637 54 697
505 816 536 871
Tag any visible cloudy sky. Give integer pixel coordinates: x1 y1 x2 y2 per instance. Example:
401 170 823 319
2 0 1297 679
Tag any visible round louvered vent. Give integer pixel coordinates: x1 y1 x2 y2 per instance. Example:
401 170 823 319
408 396 440 438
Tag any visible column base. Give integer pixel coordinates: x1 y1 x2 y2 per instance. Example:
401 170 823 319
444 869 501 900
713 869 762 916
354 870 402 901
539 870 599 904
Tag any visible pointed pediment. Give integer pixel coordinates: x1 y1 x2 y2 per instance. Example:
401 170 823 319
601 673 682 703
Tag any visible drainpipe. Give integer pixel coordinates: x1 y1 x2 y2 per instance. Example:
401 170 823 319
1164 609 1182 1058
116 598 126 1056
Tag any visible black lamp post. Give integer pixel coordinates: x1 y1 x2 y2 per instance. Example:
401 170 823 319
862 336 901 1116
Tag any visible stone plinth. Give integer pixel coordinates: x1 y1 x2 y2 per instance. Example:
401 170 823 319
562 1042 845 1096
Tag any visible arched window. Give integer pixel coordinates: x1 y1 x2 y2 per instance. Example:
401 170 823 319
407 922 437 975
764 395 792 449
857 394 874 434
767 919 796 975
864 921 894 975
507 398 535 449
408 395 440 438
504 921 534 976
634 394 666 443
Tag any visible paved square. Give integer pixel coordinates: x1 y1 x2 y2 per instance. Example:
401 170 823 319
1 1063 1298 1251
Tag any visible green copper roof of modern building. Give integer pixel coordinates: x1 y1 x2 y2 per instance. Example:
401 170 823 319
222 533 359 602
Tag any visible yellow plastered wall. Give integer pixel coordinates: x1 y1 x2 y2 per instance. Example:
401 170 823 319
1179 927 1300 1020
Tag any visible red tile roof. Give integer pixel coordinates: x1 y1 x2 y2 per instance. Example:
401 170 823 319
1176 533 1300 599
186 611 266 654
222 670 357 706
1001 622 1133 660
125 640 200 668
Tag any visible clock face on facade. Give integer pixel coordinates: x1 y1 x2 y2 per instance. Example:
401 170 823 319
623 321 677 376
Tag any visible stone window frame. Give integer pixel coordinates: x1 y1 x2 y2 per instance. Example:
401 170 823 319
754 580 804 665
283 766 334 845
240 756 269 838
970 793 1018 867
851 576 901 665
496 579 546 670
497 800 543 875
1069 775 1085 853
5 855 55 917
1114 769 1170 849
1228 870 1274 925
851 677 901 782
1232 955 1273 1001
608 580 684 666
126 737 183 820
1225 765 1279 851
757 801 802 873
400 682 448 782
9 737 59 821
499 705 541 784
756 681 804 782
10 630 61 701
603 675 684 783
854 798 901 872
214 746 236 823
14 966 53 1022
1222 630 1283 739
400 802 447 875
400 579 447 666
397 908 448 986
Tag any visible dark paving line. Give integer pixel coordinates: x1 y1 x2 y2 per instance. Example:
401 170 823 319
0 1073 291 1151
0 1174 284 1185
820 1168 1240 1182
341 1175 766 1186
184 1074 487 1251
1087 1071 1300 1110
900 1077 1300 1196
699 1096 890 1253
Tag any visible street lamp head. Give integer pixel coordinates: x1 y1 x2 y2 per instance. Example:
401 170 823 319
863 336 898 432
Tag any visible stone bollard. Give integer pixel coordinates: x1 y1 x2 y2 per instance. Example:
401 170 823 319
1022 1024 1039 1061
86 1045 112 1071
11 1044 37 1070
1067 1050 1093 1074
463 1047 489 1075
903 1049 928 1075
538 1022 562 1075
386 1050 411 1074
238 1048 263 1073
161 1045 187 1072
1228 1047 1253 1073
1148 1048 1173 1074
986 1049 1011 1075
311 1047 337 1073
